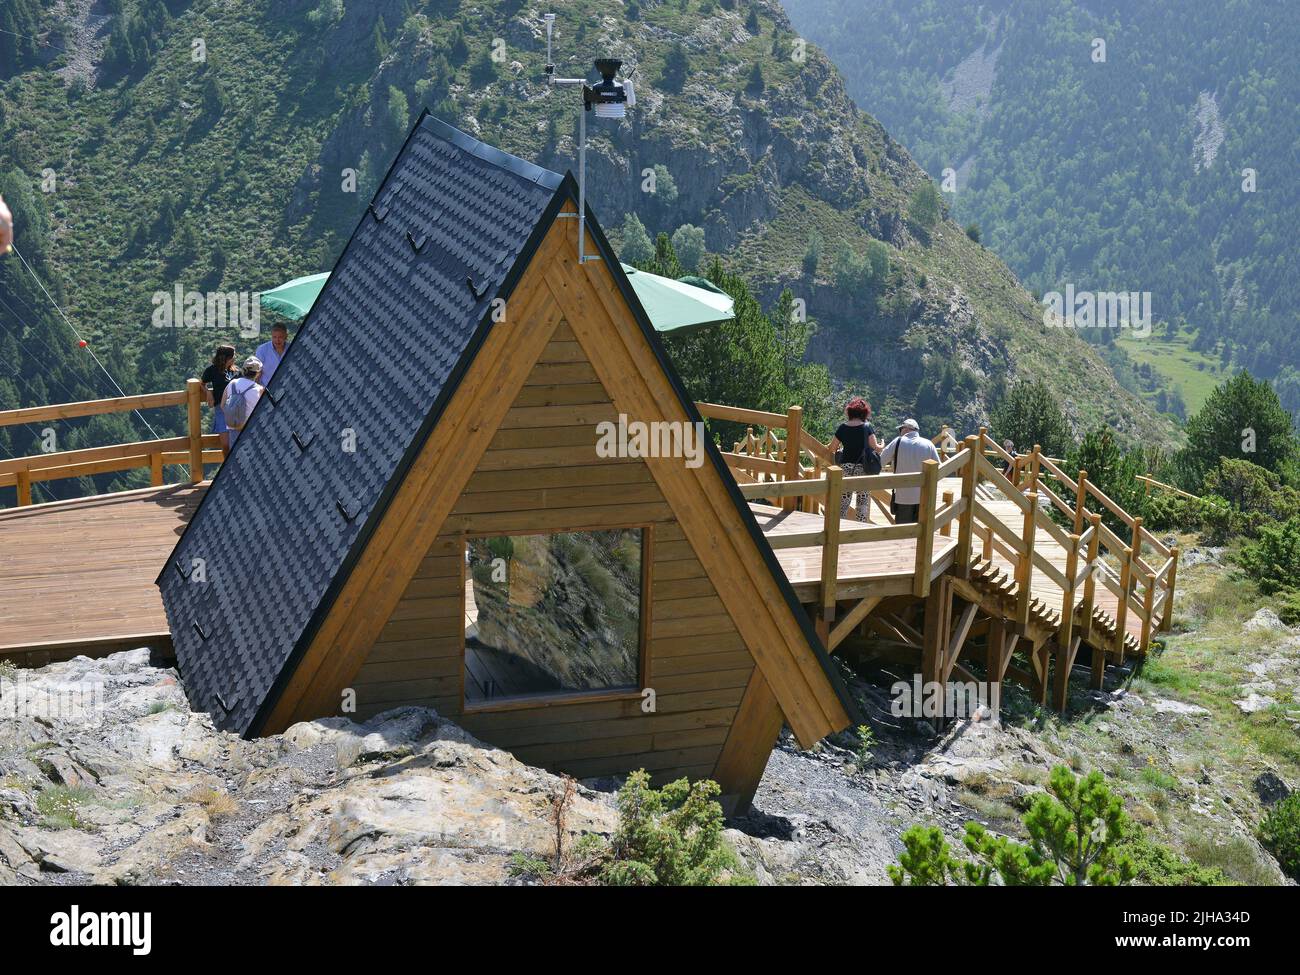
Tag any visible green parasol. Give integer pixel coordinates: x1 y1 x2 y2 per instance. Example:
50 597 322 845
258 272 330 319
259 265 733 334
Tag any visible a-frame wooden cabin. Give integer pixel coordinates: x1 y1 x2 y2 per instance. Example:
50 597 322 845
158 114 855 810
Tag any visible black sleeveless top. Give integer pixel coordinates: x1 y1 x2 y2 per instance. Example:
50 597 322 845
835 422 874 464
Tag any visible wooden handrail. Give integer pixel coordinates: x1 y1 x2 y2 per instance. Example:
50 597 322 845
695 401 788 427
0 380 214 505
0 389 188 427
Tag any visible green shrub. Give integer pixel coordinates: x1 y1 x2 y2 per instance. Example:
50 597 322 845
1277 591 1300 627
1121 834 1229 886
601 771 736 886
1237 515 1300 594
889 766 1135 885
1258 794 1300 880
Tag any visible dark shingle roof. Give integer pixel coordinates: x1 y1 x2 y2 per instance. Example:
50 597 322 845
157 114 565 736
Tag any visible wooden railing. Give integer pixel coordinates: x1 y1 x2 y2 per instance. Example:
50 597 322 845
0 379 221 506
698 401 1178 661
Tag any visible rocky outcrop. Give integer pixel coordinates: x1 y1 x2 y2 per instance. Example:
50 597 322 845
0 650 616 886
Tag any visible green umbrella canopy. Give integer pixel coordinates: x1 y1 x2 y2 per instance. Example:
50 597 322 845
259 266 733 334
258 272 331 319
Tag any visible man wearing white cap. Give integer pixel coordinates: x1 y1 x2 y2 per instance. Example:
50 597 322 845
880 418 940 523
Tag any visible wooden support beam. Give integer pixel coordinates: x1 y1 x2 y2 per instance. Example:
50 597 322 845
1059 531 1080 652
1052 634 1083 711
1161 548 1179 632
921 575 953 692
711 669 786 815
1130 515 1144 588
881 612 925 648
1140 571 1156 655
1081 512 1100 644
955 435 978 577
1029 634 1052 705
1015 493 1039 630
1073 469 1089 535
944 599 978 680
828 595 883 652
1090 644 1107 690
186 378 204 485
1115 546 1133 665
1029 444 1042 493
150 450 164 487
783 406 803 510
15 468 31 507
912 458 939 597
820 465 842 624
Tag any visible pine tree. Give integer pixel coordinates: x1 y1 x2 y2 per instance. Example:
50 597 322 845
617 213 654 266
990 379 1072 457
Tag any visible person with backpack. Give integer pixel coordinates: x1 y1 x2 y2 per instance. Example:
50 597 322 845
827 396 882 522
221 356 264 449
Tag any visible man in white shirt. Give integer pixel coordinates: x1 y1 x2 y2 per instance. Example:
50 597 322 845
880 418 941 524
254 322 289 388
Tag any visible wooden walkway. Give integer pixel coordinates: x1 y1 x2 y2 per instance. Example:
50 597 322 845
0 386 1181 716
0 483 205 663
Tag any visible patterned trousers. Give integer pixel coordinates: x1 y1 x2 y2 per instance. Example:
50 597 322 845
839 462 871 522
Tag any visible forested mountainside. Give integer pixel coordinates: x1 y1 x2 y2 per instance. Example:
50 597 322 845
0 0 1172 504
782 0 1300 418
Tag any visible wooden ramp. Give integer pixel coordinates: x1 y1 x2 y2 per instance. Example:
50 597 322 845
0 483 205 664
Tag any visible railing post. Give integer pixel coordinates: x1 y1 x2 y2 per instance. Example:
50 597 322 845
150 451 164 487
1016 493 1039 630
1162 547 1179 632
1130 515 1144 586
1115 546 1133 664
186 378 204 484
1029 444 1041 493
1061 533 1080 645
783 406 803 511
1073 469 1089 535
1082 513 1100 643
913 459 939 597
1054 531 1082 709
1140 571 1156 655
955 435 978 576
940 490 954 537
820 466 843 628
16 468 32 506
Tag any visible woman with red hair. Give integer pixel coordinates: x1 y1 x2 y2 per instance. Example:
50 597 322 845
827 396 881 521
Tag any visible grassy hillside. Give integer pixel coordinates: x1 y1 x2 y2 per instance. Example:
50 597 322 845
783 0 1300 416
0 0 1174 506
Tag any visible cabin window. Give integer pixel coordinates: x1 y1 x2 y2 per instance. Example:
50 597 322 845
463 528 646 707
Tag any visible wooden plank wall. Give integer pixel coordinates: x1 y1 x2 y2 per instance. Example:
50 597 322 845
348 321 755 782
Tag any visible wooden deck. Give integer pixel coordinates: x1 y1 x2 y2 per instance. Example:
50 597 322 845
0 483 205 663
750 503 958 601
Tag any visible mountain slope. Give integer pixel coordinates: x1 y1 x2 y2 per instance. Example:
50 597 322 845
782 0 1300 416
0 0 1171 505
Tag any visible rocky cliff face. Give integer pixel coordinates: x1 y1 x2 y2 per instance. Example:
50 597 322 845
0 650 617 885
